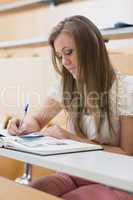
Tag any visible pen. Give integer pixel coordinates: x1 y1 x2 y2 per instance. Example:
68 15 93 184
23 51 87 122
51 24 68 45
19 104 29 129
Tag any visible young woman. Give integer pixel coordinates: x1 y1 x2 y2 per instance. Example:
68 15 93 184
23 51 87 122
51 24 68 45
7 15 133 200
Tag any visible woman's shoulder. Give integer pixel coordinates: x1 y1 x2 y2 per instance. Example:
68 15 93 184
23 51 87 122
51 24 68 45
115 70 133 95
110 70 133 116
116 69 133 82
111 70 133 92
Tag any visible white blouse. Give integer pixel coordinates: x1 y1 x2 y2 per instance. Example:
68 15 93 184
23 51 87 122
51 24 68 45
48 71 133 145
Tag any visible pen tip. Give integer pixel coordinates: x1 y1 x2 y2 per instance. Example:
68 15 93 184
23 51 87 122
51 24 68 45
24 104 29 112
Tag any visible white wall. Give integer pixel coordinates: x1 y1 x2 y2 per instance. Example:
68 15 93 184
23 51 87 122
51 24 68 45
0 56 56 122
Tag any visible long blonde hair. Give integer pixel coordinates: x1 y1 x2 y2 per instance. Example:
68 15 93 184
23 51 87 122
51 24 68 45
48 15 116 136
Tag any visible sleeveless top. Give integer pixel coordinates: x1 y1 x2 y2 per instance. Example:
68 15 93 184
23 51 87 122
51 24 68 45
48 71 133 145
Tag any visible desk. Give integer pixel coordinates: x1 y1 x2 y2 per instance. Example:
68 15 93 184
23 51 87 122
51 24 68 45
0 149 133 193
0 176 62 200
101 27 133 41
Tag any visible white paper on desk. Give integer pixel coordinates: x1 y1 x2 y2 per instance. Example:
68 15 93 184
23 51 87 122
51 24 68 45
0 129 103 155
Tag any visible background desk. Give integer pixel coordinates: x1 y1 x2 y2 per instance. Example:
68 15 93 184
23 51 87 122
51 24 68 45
0 176 62 200
0 149 133 193
101 27 133 40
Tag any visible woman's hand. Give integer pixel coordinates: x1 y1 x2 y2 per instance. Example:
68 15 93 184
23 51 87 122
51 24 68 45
44 125 71 139
7 116 41 136
44 124 86 142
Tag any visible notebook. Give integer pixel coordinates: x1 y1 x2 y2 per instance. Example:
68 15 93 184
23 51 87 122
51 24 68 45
0 129 103 156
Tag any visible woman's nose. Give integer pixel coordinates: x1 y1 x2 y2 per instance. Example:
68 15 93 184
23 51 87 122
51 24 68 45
62 56 71 66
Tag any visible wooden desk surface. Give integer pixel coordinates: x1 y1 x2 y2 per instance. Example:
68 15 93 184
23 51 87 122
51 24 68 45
0 177 62 200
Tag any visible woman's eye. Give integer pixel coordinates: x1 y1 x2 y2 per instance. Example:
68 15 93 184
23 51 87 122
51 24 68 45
55 49 74 60
64 49 74 56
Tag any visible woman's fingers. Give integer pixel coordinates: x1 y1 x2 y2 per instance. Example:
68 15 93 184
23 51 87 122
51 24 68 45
7 118 28 135
7 116 41 136
7 118 21 135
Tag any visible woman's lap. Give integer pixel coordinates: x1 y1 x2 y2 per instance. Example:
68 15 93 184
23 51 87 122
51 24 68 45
29 173 132 200
29 173 76 196
63 184 132 200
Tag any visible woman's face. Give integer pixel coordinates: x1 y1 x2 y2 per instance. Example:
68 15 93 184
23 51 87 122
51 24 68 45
54 32 77 79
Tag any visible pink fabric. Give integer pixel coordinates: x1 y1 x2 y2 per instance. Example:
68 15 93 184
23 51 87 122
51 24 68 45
29 173 133 200
29 173 77 196
62 184 133 200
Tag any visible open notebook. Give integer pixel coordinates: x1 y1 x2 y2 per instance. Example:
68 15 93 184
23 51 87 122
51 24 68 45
0 129 103 156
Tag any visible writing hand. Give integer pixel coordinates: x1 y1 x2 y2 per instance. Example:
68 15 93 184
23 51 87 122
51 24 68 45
7 116 40 136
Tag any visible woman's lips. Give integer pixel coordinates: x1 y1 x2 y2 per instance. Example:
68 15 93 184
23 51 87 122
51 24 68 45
68 67 75 71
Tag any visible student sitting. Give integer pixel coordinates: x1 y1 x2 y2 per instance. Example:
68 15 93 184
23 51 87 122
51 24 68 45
7 15 133 200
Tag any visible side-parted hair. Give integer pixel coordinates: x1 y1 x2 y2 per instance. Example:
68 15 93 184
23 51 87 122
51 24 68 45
48 15 116 138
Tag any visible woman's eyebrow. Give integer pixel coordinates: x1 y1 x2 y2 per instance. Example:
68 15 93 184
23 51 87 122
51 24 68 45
62 46 72 51
55 47 73 55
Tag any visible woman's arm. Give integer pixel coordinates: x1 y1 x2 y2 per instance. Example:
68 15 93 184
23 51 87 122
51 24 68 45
7 97 62 135
43 122 132 156
32 97 63 129
43 126 127 154
41 115 133 156
91 116 133 155
119 116 133 155
101 144 127 155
